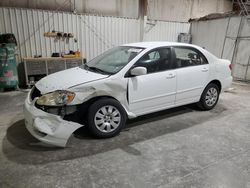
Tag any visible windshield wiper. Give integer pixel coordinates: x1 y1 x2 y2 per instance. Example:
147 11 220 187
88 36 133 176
89 66 110 75
84 64 109 75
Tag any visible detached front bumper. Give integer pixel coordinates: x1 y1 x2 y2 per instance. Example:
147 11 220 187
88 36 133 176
24 97 84 147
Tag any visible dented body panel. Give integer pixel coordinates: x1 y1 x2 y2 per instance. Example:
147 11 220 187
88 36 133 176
24 96 83 147
35 67 109 94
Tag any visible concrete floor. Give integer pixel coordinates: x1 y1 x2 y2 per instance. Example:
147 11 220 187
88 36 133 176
0 83 250 188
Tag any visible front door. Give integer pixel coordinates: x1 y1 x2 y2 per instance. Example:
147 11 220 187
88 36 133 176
127 48 177 116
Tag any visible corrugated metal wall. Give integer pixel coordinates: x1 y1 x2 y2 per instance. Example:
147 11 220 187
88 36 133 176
232 17 250 81
0 7 140 61
191 16 250 81
0 7 191 62
191 18 231 58
143 19 190 41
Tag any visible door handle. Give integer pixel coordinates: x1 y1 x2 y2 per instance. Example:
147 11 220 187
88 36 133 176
201 68 208 72
166 73 176 79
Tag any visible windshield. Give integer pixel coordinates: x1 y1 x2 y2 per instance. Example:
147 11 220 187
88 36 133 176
82 46 144 75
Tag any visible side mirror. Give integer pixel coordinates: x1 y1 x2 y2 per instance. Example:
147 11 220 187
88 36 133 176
130 67 147 76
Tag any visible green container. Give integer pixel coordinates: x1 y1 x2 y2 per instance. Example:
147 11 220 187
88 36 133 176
0 43 18 91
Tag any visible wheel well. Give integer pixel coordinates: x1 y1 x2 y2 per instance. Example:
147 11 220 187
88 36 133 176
64 96 119 125
208 80 222 93
84 96 118 107
80 96 123 120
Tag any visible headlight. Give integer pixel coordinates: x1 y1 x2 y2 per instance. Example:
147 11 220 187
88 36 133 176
36 90 75 106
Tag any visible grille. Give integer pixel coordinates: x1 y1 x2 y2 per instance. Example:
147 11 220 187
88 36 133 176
31 86 41 100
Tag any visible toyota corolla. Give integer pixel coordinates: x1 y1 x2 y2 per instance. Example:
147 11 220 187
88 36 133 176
24 42 232 147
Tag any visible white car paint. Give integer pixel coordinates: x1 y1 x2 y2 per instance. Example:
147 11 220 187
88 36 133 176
128 69 176 115
35 67 108 94
175 64 209 106
24 42 232 147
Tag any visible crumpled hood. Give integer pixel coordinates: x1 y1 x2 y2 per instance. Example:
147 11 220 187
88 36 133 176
35 67 108 94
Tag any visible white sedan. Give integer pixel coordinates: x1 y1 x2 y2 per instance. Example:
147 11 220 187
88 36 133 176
24 42 232 147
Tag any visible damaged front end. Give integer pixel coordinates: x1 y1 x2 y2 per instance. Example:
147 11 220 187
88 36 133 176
36 103 78 120
24 87 85 147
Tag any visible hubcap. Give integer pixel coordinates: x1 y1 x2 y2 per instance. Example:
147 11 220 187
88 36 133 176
205 87 218 107
94 105 121 133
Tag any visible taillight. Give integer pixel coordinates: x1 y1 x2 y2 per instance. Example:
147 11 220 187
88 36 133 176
229 64 232 71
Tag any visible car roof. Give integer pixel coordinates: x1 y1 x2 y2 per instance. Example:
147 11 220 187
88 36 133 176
122 41 218 62
122 41 200 49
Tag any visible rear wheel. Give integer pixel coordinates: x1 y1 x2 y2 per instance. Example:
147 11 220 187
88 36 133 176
87 98 126 138
197 83 220 110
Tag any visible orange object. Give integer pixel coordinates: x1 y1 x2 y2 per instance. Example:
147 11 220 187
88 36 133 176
63 54 76 58
76 50 81 57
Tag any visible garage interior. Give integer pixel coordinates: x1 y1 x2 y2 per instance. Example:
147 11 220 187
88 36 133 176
0 0 250 187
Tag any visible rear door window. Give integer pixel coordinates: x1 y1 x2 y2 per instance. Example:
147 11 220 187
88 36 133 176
173 47 208 68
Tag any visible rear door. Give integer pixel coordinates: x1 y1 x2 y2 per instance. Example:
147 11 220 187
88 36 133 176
172 46 209 105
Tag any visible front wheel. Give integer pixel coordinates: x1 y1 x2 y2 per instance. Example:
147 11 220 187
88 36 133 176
87 98 127 138
197 83 220 110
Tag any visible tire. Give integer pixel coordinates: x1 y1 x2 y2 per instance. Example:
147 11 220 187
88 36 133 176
197 83 220 110
87 98 127 138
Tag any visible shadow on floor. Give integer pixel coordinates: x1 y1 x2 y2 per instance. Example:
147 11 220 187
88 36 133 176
2 104 227 165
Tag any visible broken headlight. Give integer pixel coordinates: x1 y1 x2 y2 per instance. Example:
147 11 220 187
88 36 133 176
36 90 75 106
